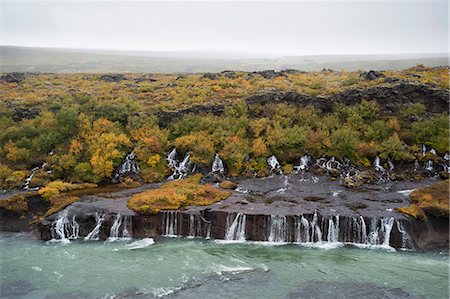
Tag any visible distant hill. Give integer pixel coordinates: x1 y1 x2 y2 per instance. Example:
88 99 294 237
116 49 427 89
1 46 448 73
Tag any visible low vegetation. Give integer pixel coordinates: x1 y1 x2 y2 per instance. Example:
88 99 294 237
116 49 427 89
127 174 231 214
0 67 448 188
397 180 449 220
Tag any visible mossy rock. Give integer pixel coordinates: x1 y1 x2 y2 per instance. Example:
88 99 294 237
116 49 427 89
397 180 449 220
128 174 231 214
219 180 238 190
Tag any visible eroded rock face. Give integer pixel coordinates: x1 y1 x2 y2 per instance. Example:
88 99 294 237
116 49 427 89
34 175 448 251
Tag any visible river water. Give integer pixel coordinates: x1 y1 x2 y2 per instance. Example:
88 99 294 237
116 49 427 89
0 232 448 299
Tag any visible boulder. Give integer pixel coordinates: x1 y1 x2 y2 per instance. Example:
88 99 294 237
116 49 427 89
99 74 126 82
2 72 26 83
361 70 384 80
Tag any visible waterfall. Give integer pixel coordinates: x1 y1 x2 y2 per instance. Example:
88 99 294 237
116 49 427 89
295 155 310 172
310 211 323 242
360 216 368 244
117 152 140 176
188 214 202 238
373 156 385 172
122 216 132 238
50 209 79 242
430 148 436 155
413 159 420 171
23 162 46 190
276 175 289 193
327 215 340 243
425 160 434 172
164 211 180 237
109 214 122 240
443 153 450 172
381 217 395 246
267 155 282 174
84 213 105 241
325 156 342 171
294 216 311 243
167 149 193 180
211 153 225 173
396 220 413 250
225 213 246 241
268 215 288 243
421 144 427 157
387 159 394 171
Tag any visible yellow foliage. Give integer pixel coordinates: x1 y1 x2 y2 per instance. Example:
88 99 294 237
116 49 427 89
252 138 268 157
128 174 231 214
39 180 97 200
147 154 161 167
397 180 449 220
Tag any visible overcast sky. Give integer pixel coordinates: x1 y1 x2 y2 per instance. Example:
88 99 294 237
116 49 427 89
1 1 448 56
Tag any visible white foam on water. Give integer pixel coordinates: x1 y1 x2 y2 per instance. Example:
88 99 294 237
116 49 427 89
125 238 155 250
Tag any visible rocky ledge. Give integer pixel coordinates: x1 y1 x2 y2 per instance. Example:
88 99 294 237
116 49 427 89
34 174 448 252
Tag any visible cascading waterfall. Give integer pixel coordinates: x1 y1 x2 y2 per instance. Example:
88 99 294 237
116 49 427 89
268 215 288 243
224 212 246 241
425 160 434 172
373 156 385 172
164 211 181 237
108 213 131 241
295 155 310 172
51 209 79 242
211 153 225 174
327 215 340 243
430 148 436 155
24 162 46 190
413 159 420 171
325 156 342 171
380 217 395 246
421 144 427 157
396 220 413 250
117 152 140 176
188 214 202 238
167 149 193 180
267 155 282 175
84 213 105 241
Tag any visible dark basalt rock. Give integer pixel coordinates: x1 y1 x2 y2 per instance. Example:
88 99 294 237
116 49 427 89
156 82 449 127
99 74 126 82
12 106 41 122
201 73 220 80
2 72 26 83
361 70 385 80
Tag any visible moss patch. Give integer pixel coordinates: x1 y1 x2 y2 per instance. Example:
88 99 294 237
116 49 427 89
38 181 97 200
128 174 231 214
397 180 449 220
0 192 37 214
219 180 238 190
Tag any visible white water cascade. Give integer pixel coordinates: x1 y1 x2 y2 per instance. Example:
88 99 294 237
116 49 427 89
268 215 288 243
167 149 193 180
84 213 106 241
421 144 427 157
267 155 282 175
225 213 246 241
396 220 413 250
413 159 420 171
325 157 342 171
108 214 132 240
373 156 385 172
327 215 340 243
164 211 181 237
24 162 47 190
425 160 434 172
51 209 80 242
211 153 225 174
295 155 310 172
188 214 203 238
117 152 140 176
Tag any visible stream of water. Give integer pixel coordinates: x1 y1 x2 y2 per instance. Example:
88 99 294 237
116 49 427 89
0 232 448 298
